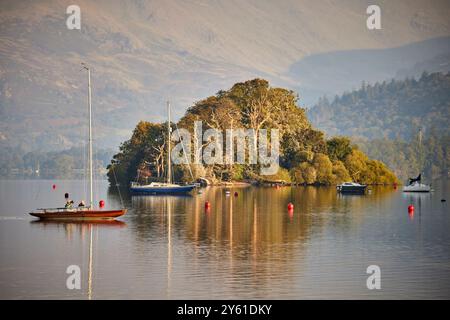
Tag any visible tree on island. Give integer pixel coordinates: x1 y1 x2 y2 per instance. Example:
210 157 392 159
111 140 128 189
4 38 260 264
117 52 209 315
107 79 398 186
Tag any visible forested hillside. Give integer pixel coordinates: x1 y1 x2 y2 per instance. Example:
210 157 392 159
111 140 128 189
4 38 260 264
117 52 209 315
357 130 449 182
309 72 450 140
309 72 450 181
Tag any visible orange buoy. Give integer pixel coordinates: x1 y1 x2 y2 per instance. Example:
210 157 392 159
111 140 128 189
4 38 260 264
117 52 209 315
287 202 294 211
99 200 105 208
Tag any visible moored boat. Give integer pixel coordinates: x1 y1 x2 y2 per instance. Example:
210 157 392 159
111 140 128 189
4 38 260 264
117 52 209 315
403 132 431 193
402 174 431 192
29 208 126 220
130 182 196 194
129 101 196 195
28 64 127 220
337 182 368 194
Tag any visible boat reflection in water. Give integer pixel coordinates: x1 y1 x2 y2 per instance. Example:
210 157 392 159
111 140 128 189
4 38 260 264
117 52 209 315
402 191 432 220
11 180 447 299
30 220 126 299
127 186 398 298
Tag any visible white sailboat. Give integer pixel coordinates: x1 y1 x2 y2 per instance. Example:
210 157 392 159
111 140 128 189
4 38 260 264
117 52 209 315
403 130 431 193
403 173 431 192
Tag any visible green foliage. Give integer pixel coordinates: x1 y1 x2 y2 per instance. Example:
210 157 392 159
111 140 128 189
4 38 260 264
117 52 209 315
332 161 351 184
107 121 167 185
108 79 398 185
313 153 333 185
344 149 368 182
357 129 450 181
326 137 352 162
309 72 450 140
303 166 317 185
308 72 450 182
342 149 398 184
281 128 326 168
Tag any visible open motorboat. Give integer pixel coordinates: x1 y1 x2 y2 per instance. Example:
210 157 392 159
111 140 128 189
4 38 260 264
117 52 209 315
29 64 127 220
402 174 431 192
130 102 196 195
337 182 368 194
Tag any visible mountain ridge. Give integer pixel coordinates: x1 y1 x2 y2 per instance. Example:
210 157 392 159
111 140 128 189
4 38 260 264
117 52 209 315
1 0 450 151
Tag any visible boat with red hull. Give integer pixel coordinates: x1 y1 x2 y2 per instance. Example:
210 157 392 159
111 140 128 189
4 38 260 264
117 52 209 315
28 64 127 221
29 208 127 220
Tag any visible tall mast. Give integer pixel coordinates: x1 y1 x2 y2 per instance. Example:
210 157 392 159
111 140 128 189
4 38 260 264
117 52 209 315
418 127 424 172
167 101 172 184
82 63 94 208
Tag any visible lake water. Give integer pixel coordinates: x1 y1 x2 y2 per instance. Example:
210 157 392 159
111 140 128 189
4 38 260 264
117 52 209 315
0 179 449 299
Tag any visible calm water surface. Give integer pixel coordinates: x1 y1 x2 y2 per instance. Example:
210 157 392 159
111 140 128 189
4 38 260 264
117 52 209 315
0 179 449 299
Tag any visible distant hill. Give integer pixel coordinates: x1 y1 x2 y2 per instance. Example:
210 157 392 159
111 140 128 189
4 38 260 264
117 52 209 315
290 37 450 106
308 72 450 140
1 0 450 152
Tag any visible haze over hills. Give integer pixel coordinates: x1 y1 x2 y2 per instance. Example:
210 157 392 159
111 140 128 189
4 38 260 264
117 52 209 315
308 72 450 140
1 0 450 152
290 36 450 106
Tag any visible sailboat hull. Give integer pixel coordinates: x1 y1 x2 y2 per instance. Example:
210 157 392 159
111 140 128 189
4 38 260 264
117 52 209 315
402 183 431 192
130 185 196 195
29 209 127 220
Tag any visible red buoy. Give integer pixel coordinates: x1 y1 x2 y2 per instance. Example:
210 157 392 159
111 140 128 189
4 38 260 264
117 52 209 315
234 192 238 197
408 204 414 213
99 200 105 208
287 202 294 211
205 201 211 209
52 184 56 190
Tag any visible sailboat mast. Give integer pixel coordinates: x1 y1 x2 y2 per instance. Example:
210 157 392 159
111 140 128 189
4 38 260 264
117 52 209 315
167 101 171 184
87 67 93 208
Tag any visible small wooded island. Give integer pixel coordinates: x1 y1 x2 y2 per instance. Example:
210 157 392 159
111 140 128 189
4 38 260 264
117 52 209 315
107 79 398 186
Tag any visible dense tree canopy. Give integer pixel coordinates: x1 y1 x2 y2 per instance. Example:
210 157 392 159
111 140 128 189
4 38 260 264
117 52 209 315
108 79 398 186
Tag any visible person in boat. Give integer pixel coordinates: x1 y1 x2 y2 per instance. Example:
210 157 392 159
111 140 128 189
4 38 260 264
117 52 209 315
78 200 85 207
65 200 74 209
